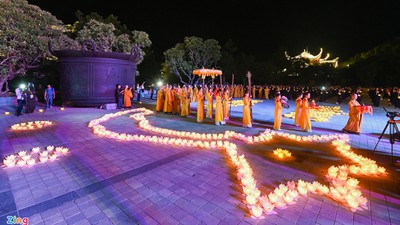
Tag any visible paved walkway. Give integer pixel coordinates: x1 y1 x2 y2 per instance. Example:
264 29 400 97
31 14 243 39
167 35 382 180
0 96 399 225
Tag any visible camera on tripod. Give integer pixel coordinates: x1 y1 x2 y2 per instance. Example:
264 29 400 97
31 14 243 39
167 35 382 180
383 107 399 120
373 107 400 164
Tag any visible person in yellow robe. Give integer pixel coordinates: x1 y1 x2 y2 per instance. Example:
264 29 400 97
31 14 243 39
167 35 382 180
215 89 225 125
181 87 189 117
258 86 263 99
206 88 213 118
234 85 239 98
264 86 270 100
294 93 303 126
173 86 181 115
192 86 198 102
299 92 312 132
342 93 362 134
252 86 256 99
163 85 173 114
156 87 164 112
223 89 231 121
240 85 244 98
123 85 133 108
197 87 204 123
273 94 282 130
242 93 252 128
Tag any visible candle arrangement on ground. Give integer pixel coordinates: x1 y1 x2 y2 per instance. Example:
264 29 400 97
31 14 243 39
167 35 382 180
11 121 53 130
273 148 292 159
88 107 387 218
2 146 69 168
213 99 263 108
284 106 347 122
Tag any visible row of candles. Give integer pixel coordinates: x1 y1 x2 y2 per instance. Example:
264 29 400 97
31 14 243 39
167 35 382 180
87 107 386 217
11 120 53 130
3 146 69 167
212 99 263 108
4 108 65 115
284 105 347 122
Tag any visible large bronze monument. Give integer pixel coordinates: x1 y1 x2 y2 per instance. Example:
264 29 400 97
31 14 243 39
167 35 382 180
50 41 141 107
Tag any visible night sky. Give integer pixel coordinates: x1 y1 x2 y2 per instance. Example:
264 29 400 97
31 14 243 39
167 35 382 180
27 0 400 61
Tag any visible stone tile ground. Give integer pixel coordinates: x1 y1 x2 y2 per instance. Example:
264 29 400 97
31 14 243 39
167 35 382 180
0 96 399 225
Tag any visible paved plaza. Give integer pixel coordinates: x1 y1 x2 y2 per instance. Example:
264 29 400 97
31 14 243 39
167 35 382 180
0 96 399 225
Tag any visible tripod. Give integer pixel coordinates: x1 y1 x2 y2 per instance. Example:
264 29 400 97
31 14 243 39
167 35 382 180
371 119 399 164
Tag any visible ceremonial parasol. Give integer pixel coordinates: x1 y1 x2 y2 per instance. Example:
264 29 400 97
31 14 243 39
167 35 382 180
193 67 223 88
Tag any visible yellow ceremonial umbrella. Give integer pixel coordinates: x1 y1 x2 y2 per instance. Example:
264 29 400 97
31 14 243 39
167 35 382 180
192 67 223 88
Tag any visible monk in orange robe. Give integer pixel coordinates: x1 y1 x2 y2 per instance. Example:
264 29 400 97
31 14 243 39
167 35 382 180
294 93 303 126
214 90 225 125
223 89 231 121
206 88 213 119
156 87 164 112
123 85 133 108
242 93 252 128
240 85 244 98
180 87 189 117
163 85 173 114
264 86 270 100
258 87 263 99
342 93 362 134
299 92 312 132
273 94 282 130
173 86 181 115
197 87 204 122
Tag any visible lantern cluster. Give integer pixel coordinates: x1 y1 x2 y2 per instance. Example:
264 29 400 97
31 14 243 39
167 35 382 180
11 121 52 130
2 146 69 167
87 107 387 217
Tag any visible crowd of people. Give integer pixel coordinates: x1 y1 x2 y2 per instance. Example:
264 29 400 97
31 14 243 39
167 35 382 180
147 83 395 134
14 80 393 136
152 83 319 131
14 83 56 116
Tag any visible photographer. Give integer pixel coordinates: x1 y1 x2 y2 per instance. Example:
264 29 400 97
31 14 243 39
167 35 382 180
15 84 26 116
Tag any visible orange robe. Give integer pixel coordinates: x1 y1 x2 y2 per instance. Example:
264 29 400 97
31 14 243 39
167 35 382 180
294 97 302 126
264 88 269 100
242 96 252 127
197 92 204 122
156 89 164 112
223 92 230 120
258 88 263 99
299 98 312 131
343 99 362 134
215 95 224 124
181 91 189 117
123 88 132 108
206 92 213 118
252 87 256 99
234 86 239 98
163 88 173 113
273 98 282 130
173 89 181 114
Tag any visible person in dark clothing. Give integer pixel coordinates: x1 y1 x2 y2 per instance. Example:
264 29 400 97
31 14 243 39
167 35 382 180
373 88 381 107
44 84 55 109
149 83 155 100
26 87 36 113
116 84 124 109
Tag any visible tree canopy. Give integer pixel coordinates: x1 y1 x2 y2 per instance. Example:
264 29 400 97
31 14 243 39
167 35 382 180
163 36 221 86
0 1 153 95
0 0 78 95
